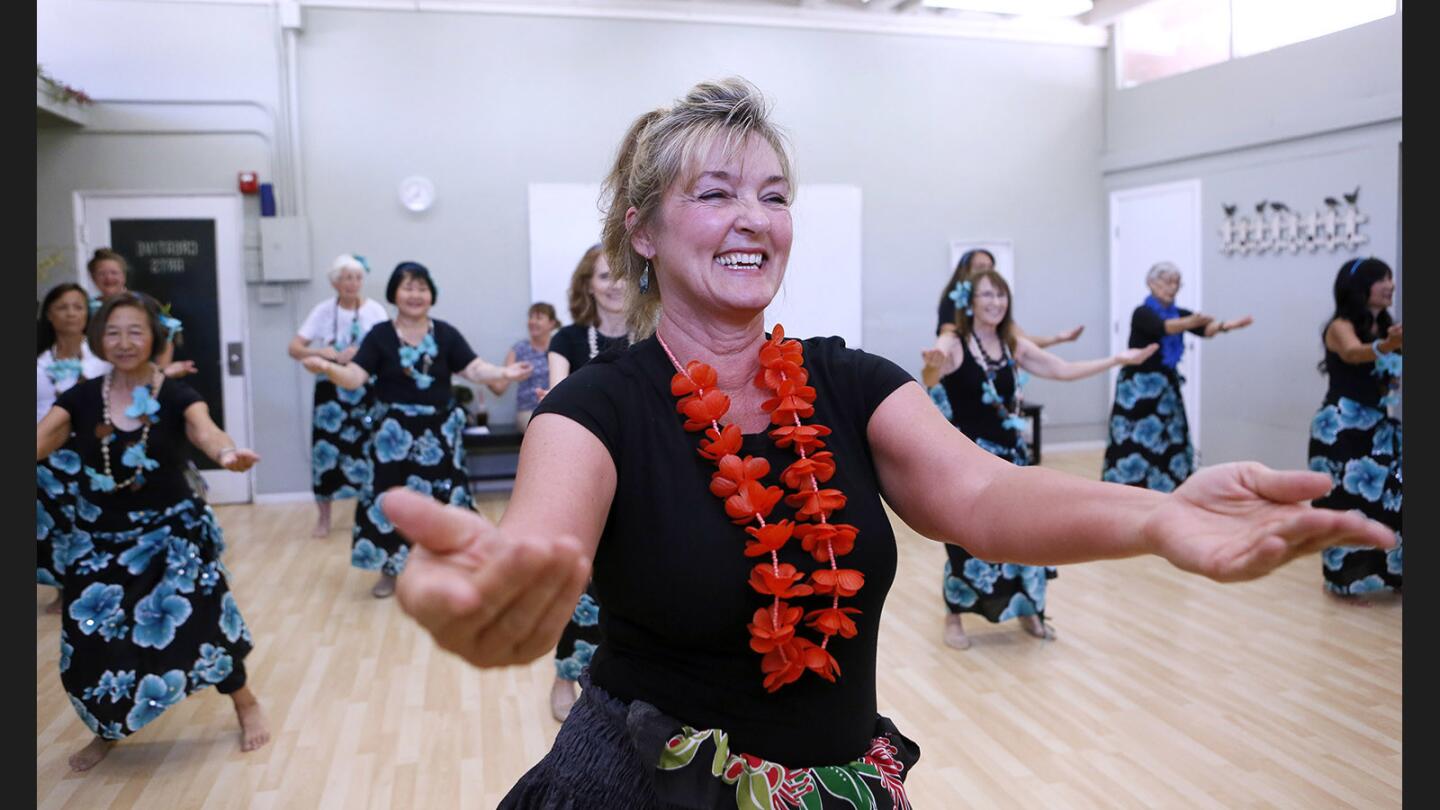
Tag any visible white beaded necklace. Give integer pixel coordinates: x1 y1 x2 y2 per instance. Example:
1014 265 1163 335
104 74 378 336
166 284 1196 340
98 366 161 492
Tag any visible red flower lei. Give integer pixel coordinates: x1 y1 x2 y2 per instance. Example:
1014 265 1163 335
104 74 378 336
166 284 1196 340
658 324 864 693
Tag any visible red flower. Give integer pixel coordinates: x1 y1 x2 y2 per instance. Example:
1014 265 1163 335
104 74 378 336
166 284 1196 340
785 486 847 521
744 520 794 557
697 424 743 460
670 360 717 396
809 568 865 597
677 389 730 431
725 480 784 524
780 451 835 490
805 606 861 638
762 380 818 424
795 523 858 562
769 423 831 452
749 563 814 598
748 603 802 653
761 639 809 692
709 454 771 498
802 643 842 682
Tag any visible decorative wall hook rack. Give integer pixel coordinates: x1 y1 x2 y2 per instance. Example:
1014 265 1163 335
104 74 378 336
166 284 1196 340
1219 188 1367 255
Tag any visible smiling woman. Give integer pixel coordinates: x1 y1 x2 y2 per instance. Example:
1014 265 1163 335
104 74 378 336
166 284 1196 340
381 78 1393 810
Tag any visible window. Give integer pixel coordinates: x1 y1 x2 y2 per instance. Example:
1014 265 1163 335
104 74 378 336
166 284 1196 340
1117 0 1397 88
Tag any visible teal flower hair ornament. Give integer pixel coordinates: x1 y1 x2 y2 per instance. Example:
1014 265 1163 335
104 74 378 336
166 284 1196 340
353 254 371 273
949 280 973 316
158 314 183 342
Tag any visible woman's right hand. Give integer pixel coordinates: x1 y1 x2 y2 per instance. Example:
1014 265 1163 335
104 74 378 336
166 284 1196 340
1188 313 1215 329
384 488 591 667
1381 323 1403 352
316 347 341 362
1116 344 1159 366
505 361 534 381
920 348 946 370
302 355 331 374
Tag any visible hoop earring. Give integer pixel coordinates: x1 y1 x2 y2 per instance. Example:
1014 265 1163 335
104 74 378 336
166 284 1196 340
639 260 652 294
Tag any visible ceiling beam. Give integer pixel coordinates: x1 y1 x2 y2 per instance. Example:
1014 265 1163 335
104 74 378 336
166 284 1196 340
1080 0 1159 27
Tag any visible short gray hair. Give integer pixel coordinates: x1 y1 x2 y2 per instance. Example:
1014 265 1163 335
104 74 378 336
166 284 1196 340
600 77 794 339
1146 261 1182 285
327 253 366 284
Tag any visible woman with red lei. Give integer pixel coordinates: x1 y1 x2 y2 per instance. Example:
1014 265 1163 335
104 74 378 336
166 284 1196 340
379 79 1392 809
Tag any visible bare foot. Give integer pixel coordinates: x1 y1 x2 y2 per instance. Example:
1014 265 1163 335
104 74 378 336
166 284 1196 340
312 501 333 538
44 592 64 615
231 690 271 752
371 573 396 599
943 614 971 650
550 678 577 723
311 522 331 538
1018 614 1057 640
68 736 113 771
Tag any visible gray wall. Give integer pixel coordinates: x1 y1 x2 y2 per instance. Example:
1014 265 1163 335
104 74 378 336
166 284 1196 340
1100 12 1402 471
39 1 1111 495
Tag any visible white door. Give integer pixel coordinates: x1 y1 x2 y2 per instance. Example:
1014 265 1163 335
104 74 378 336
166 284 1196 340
1109 180 1203 457
75 192 253 504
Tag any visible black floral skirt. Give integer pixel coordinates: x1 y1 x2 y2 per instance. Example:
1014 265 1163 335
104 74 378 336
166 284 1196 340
37 446 96 590
554 584 602 682
59 498 253 740
940 429 1057 623
1308 395 1402 595
1102 366 1194 492
501 673 921 809
311 377 375 501
350 401 472 576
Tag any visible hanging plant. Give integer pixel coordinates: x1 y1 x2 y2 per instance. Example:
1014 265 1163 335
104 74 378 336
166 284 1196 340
37 64 93 106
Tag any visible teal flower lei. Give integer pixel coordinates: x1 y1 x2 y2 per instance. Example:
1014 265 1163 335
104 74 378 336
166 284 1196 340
46 356 84 387
1373 342 1401 408
972 335 1028 433
398 321 438 390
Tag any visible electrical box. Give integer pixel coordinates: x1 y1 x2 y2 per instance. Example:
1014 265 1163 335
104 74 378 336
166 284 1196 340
259 216 311 282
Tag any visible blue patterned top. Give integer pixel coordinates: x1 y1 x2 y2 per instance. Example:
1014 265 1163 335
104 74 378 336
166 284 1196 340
511 339 550 411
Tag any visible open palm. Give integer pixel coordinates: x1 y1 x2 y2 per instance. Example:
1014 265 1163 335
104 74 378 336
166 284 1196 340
1145 462 1393 583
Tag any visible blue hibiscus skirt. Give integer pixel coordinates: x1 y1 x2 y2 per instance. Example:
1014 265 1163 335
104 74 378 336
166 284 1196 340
350 400 473 576
942 431 1057 623
311 378 375 502
59 497 253 741
37 447 86 590
1102 366 1195 492
1308 395 1402 596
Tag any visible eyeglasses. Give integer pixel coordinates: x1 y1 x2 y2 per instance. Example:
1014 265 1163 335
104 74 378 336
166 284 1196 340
974 291 1007 301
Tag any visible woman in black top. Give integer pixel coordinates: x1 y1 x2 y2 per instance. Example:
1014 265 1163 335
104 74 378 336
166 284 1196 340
1309 257 1402 597
380 80 1391 808
305 262 531 598
935 248 1085 347
1102 262 1252 491
36 292 268 772
543 244 632 723
921 270 1155 649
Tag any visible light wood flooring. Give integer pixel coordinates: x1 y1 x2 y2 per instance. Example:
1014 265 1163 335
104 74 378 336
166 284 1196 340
37 450 1402 808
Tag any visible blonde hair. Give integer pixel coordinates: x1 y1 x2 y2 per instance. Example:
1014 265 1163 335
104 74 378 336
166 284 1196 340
599 77 794 339
565 244 605 327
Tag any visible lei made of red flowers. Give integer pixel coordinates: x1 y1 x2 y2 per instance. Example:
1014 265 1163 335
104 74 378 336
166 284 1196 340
658 324 864 693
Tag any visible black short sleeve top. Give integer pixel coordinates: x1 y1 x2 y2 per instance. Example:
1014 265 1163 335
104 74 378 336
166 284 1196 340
55 377 206 513
1128 305 1206 371
548 323 629 373
533 334 915 766
352 319 477 406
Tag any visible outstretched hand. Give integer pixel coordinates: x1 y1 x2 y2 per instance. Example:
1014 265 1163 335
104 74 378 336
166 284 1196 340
1056 324 1085 343
1144 463 1394 583
220 448 260 472
1116 344 1159 366
383 488 590 667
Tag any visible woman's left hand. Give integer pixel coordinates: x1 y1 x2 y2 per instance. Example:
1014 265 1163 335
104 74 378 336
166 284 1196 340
1057 324 1085 343
219 448 260 472
1116 344 1159 366
337 346 359 364
1224 315 1255 333
1144 463 1394 583
505 362 534 381
162 360 198 378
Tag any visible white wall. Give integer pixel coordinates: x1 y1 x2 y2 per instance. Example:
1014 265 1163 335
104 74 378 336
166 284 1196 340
1101 11 1402 471
38 1 1114 494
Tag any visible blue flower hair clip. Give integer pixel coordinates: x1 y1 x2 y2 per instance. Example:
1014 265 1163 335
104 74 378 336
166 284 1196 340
158 314 183 342
125 386 161 423
353 254 371 273
948 280 973 316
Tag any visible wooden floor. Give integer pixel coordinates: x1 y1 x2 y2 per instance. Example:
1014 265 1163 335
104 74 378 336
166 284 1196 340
37 450 1402 808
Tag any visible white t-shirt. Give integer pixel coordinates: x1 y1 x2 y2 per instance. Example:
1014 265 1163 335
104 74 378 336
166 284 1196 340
37 342 111 423
296 297 389 350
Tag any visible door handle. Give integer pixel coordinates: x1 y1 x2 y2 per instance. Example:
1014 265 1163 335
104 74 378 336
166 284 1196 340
227 342 244 376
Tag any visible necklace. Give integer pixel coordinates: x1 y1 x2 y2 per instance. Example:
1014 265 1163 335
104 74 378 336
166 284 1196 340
397 319 437 389
658 324 861 693
46 345 86 387
969 334 1027 433
94 367 162 492
333 298 364 350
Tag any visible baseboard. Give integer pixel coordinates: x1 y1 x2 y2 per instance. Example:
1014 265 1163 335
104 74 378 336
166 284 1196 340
253 491 318 505
1042 440 1108 454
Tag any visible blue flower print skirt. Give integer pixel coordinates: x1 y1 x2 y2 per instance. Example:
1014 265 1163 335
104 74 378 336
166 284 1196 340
1309 395 1402 596
311 377 375 502
38 447 87 590
940 430 1057 623
1102 366 1195 493
350 400 473 576
59 497 253 741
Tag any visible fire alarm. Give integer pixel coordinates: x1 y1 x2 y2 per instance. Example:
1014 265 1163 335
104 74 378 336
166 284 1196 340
238 172 259 194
